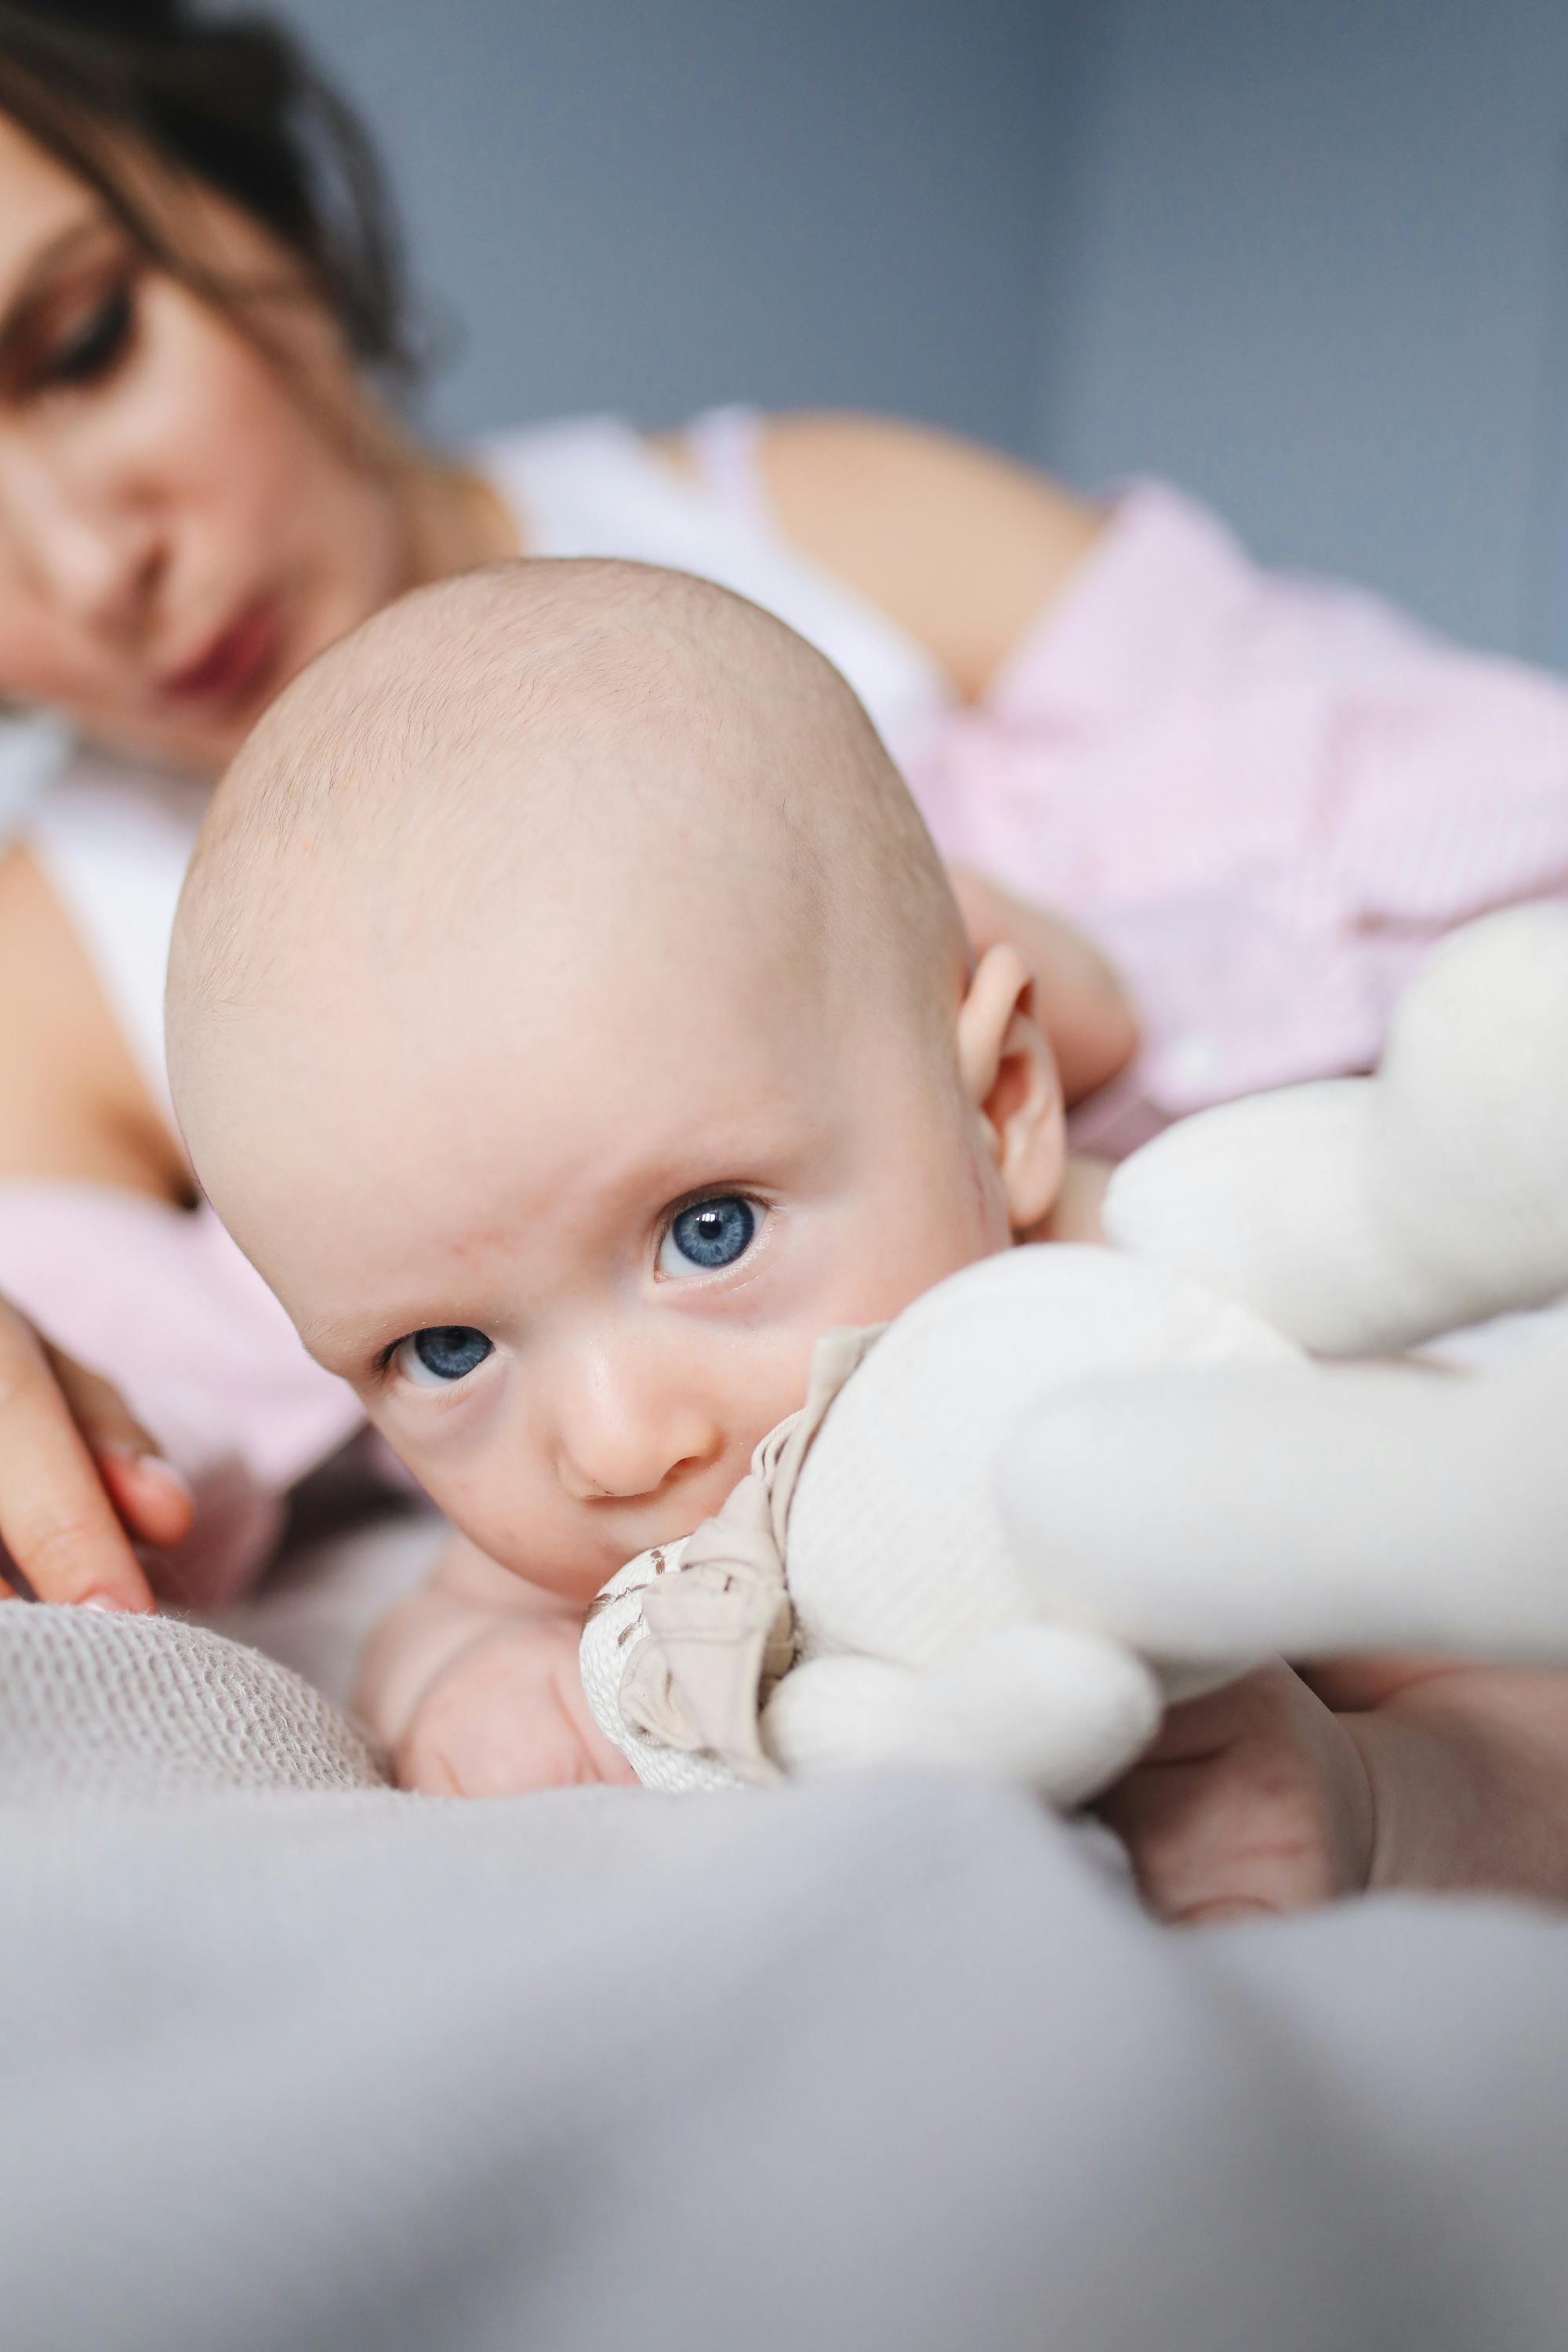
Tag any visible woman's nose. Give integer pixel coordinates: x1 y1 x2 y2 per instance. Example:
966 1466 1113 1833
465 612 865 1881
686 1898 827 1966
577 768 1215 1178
1 447 165 644
554 1349 724 1505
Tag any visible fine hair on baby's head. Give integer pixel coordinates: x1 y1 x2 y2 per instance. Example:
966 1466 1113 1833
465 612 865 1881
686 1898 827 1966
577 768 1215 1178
170 560 1065 1597
179 557 960 1044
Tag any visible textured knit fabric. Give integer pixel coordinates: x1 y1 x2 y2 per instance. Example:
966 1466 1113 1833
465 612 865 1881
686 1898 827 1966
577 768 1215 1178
6 1602 1568 2351
0 1603 383 1796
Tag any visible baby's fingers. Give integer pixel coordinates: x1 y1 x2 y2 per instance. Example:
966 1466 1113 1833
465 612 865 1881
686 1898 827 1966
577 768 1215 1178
0 1313 159 1613
1096 1663 1374 1923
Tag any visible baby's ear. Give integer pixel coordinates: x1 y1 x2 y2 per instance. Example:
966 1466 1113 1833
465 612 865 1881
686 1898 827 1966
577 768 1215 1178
956 944 1065 1232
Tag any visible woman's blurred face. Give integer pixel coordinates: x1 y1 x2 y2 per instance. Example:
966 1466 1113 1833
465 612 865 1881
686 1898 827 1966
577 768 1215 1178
0 114 417 775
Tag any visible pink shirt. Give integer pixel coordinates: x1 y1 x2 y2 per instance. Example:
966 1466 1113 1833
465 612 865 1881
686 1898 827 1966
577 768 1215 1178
909 484 1568 1155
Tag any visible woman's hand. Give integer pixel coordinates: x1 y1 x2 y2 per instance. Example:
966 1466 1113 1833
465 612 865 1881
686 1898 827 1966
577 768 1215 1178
0 1300 192 1613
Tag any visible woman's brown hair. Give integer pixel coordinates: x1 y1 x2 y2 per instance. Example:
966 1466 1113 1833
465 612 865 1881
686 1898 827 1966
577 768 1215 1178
0 0 416 383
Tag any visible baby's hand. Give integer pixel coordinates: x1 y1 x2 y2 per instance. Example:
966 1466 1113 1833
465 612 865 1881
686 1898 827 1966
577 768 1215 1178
1095 1660 1374 1922
394 1613 637 1797
355 1533 637 1798
1099 1656 1568 1922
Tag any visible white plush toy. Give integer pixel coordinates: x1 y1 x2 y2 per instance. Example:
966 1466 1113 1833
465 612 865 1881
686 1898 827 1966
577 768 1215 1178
581 905 1568 1802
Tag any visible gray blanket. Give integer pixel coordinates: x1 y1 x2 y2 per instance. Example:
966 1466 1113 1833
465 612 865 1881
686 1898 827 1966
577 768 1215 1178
3 1603 1567 2352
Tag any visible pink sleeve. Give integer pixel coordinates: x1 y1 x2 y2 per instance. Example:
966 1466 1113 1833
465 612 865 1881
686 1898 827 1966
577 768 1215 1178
909 488 1568 1151
0 1185 364 1607
1085 642 1568 1142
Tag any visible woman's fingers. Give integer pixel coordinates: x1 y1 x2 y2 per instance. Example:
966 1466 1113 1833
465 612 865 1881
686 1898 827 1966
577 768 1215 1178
0 1307 159 1612
94 1449 194 1549
43 1346 194 1548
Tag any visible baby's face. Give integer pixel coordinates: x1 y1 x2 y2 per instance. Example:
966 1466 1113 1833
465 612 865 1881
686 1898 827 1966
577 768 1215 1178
202 881 1018 1602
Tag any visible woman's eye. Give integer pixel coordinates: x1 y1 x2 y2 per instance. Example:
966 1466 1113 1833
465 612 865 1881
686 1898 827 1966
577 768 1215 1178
658 1194 760 1277
394 1326 495 1386
44 284 135 390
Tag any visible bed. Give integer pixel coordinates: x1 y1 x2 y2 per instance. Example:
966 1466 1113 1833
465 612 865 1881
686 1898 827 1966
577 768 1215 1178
4 1588 1568 2351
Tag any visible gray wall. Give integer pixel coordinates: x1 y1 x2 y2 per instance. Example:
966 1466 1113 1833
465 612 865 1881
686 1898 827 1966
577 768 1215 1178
263 0 1568 662
266 0 1065 459
1038 0 1568 659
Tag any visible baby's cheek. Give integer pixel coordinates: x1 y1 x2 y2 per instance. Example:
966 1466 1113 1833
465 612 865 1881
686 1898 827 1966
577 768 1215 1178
362 1417 517 1569
426 1467 535 1577
409 1449 601 1597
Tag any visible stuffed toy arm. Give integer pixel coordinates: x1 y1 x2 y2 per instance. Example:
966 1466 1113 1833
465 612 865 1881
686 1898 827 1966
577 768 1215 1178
1100 904 1568 1356
1026 901 1568 1671
998 1342 1568 1669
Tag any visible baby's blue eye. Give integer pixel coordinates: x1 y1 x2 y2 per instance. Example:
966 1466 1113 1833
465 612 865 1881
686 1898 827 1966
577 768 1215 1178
397 1326 494 1386
659 1195 758 1276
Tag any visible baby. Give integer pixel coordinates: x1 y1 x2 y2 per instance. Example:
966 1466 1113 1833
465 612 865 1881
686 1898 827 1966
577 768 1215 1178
168 558 1568 1929
168 561 1098 1795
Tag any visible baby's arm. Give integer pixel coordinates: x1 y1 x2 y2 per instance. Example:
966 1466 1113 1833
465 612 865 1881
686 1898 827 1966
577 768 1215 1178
355 1536 636 1796
948 866 1138 1105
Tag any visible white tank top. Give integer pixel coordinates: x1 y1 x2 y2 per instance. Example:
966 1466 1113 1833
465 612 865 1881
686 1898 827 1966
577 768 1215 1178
20 408 951 1123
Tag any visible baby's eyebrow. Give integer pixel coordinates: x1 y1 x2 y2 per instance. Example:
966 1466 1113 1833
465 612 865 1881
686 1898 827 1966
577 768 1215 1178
294 1308 408 1374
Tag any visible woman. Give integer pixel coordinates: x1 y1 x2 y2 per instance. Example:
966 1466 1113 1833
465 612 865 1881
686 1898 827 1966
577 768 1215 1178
0 0 1127 1611
2 0 1566 1618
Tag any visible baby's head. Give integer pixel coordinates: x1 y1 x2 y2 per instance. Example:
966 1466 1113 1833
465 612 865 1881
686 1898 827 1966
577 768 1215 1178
169 561 1064 1599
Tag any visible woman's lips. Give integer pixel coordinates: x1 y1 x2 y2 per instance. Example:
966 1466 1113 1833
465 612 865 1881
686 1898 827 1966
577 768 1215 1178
159 598 282 713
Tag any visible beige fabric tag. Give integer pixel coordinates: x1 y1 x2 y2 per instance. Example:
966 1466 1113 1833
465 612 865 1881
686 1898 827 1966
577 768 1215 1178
616 1324 884 1781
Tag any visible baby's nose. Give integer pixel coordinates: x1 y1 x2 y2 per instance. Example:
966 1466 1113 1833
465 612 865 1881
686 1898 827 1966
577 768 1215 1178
554 1356 723 1505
